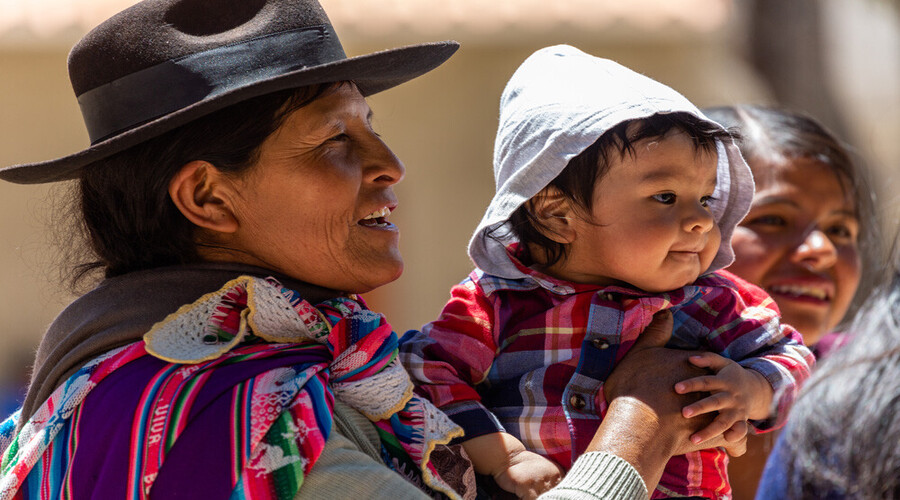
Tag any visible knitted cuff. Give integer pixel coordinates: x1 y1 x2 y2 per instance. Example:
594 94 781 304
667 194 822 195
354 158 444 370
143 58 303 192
538 452 648 500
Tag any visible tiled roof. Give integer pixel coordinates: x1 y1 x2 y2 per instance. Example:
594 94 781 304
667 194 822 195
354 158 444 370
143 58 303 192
0 0 731 46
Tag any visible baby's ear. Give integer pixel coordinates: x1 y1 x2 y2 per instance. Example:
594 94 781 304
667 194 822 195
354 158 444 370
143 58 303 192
531 186 577 244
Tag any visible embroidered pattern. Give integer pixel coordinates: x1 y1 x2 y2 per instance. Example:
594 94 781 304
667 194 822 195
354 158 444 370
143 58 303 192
1 276 463 500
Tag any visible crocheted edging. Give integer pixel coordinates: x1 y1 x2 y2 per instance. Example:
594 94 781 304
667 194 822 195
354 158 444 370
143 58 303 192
418 397 466 499
144 276 332 364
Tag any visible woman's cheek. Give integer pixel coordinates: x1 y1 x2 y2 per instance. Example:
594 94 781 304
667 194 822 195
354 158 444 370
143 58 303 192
728 229 772 283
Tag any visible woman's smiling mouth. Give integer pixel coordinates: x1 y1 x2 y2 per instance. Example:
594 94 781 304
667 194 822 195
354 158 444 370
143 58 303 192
767 282 833 303
359 206 395 228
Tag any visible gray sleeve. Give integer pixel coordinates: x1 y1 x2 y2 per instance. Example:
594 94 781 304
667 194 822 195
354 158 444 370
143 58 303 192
295 428 429 500
538 452 649 500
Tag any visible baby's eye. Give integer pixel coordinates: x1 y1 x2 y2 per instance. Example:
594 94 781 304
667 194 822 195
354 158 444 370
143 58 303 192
652 193 676 204
700 195 716 208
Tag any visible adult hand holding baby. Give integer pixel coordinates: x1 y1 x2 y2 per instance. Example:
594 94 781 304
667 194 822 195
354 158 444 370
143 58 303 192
597 310 749 490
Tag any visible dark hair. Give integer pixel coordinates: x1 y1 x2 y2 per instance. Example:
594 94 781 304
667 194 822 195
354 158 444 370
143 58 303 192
71 82 341 284
506 112 733 267
775 257 900 498
703 104 880 324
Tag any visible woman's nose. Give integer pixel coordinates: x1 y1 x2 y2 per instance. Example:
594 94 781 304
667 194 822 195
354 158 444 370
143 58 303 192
364 134 405 185
791 229 838 271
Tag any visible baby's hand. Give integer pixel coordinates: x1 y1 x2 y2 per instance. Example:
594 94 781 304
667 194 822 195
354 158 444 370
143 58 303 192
493 450 563 500
673 352 773 445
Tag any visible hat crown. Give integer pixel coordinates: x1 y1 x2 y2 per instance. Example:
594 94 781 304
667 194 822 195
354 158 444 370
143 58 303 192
68 0 334 96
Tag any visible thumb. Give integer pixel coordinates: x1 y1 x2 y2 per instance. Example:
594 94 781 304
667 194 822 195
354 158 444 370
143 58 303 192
631 309 673 351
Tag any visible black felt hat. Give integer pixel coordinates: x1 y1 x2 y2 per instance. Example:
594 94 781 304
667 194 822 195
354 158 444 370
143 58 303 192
0 0 459 184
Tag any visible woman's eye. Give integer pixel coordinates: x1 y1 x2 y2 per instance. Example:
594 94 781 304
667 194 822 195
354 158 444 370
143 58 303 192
745 214 786 227
825 223 857 241
329 133 350 142
652 193 676 204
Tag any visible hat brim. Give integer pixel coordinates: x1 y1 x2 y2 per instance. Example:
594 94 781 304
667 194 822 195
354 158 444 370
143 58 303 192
0 41 459 184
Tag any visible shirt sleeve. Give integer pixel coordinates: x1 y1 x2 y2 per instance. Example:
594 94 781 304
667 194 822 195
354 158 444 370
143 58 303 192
683 272 815 432
398 274 505 440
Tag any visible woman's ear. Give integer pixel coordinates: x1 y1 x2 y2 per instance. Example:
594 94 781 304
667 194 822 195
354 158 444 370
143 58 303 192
531 187 577 244
168 161 239 234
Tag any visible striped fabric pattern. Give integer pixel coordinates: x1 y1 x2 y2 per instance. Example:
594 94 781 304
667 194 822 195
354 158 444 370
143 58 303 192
1 277 463 500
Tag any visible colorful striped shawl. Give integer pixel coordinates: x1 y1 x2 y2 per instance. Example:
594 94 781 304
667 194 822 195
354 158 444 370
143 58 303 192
0 276 463 499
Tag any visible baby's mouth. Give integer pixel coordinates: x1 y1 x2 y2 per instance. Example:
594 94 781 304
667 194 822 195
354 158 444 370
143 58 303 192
359 206 393 228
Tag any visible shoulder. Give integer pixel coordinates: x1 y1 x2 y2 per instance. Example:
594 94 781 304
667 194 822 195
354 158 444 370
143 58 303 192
464 268 541 297
696 270 777 307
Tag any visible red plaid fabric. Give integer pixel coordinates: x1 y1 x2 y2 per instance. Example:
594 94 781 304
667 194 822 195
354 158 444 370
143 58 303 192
400 260 813 500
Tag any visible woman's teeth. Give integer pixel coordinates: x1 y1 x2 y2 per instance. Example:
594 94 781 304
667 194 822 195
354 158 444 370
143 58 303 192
360 207 392 227
770 284 829 301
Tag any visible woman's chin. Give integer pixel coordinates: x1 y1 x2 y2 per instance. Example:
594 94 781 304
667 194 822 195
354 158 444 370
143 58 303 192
779 311 829 346
346 258 404 294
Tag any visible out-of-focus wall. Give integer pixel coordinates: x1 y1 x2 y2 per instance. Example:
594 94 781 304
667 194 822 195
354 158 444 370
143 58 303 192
0 52 84 394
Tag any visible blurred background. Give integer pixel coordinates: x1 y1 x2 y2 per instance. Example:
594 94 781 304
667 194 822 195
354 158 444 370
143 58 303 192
1 0 898 414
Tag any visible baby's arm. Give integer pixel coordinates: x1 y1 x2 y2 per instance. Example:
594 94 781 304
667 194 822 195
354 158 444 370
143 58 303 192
671 273 815 444
463 432 563 500
673 353 774 444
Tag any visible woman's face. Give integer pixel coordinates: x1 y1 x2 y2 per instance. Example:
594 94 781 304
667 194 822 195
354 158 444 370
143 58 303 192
728 157 861 345
224 84 406 293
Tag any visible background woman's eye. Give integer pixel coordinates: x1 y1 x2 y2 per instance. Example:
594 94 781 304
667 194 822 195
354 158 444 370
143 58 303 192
825 223 856 241
745 214 786 227
652 193 676 204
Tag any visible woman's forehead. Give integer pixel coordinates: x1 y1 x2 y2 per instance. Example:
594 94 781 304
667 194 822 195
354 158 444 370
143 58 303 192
752 156 858 206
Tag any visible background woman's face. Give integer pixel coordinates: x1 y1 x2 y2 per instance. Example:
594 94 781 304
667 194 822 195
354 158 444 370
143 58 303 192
728 158 861 345
225 84 406 293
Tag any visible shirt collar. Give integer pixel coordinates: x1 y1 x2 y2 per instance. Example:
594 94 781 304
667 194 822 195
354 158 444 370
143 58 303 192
502 244 649 297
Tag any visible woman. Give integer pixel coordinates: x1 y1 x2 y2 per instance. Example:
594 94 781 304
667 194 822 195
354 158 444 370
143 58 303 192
703 105 875 499
0 1 741 499
755 263 900 498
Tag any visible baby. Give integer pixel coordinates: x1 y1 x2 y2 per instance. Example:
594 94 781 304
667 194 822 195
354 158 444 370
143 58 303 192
400 46 814 499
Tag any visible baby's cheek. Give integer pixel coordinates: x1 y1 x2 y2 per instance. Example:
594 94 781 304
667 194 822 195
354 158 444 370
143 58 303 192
703 225 723 268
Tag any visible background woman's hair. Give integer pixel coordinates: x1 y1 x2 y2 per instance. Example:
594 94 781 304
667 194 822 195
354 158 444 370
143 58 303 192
62 82 340 288
498 112 733 268
703 104 882 326
778 248 900 498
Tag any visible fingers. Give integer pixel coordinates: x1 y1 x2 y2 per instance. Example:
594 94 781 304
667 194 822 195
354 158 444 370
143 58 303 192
722 421 749 457
688 411 738 444
686 352 732 371
681 391 733 418
630 310 673 351
723 420 749 442
675 375 726 395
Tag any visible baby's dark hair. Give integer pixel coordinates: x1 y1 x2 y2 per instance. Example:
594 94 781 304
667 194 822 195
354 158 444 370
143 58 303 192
505 112 733 268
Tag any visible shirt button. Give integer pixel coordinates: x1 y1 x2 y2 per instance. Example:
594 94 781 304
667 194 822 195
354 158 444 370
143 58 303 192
604 292 614 301
592 338 610 350
569 393 586 410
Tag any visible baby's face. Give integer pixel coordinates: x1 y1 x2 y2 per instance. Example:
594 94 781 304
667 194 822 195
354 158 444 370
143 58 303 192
553 129 721 292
